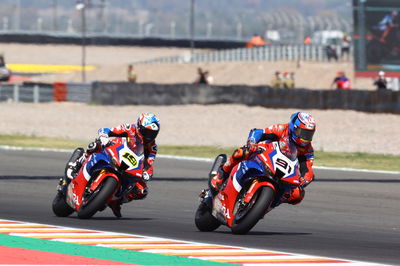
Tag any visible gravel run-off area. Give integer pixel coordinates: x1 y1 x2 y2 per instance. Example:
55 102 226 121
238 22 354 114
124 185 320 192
0 102 398 155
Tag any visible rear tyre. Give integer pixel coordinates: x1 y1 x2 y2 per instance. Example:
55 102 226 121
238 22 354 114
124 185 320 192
52 192 74 217
77 177 118 219
231 186 274 235
195 202 220 232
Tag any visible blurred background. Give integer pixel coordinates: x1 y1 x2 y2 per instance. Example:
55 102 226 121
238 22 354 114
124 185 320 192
0 0 352 43
0 0 399 102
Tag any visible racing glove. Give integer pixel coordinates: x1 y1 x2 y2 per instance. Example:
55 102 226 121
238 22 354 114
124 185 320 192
99 135 109 146
142 171 151 182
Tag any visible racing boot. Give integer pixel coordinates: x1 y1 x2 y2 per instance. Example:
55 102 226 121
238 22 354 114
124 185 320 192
108 199 122 218
56 177 69 196
210 146 248 191
64 148 85 180
210 167 229 191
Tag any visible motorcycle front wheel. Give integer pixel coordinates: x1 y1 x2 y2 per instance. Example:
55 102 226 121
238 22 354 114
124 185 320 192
77 177 118 219
231 186 274 235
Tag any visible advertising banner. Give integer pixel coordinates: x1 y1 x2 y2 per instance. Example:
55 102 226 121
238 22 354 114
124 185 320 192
353 0 400 77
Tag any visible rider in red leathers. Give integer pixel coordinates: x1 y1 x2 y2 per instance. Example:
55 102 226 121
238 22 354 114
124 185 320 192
62 112 160 218
211 112 316 205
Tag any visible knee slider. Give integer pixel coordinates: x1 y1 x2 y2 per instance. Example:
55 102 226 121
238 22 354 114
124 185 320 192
125 182 148 201
287 187 305 205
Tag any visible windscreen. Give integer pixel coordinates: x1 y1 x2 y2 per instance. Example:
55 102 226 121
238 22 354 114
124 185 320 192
278 140 298 161
126 137 144 156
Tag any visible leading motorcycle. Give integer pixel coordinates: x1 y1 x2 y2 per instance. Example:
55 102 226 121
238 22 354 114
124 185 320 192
195 140 301 234
52 137 147 219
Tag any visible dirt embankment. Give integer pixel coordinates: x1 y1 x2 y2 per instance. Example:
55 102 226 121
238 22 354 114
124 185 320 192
0 102 398 155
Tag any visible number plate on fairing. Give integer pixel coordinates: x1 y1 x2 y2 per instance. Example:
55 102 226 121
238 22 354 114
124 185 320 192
272 142 299 180
119 144 144 170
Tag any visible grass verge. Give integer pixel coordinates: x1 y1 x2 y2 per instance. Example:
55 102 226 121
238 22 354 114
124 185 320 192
0 135 86 150
0 135 398 172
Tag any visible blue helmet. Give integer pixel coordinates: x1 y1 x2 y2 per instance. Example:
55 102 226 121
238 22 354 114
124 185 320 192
288 112 316 147
137 112 160 142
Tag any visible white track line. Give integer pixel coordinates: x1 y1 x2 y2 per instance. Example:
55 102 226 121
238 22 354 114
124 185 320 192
1 145 399 175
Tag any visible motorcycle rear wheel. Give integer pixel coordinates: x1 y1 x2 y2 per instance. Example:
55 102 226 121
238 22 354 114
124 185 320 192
195 202 221 232
231 186 274 235
77 177 118 219
52 192 74 217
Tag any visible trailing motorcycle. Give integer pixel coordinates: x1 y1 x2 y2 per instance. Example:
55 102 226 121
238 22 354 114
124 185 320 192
195 140 301 234
52 137 147 219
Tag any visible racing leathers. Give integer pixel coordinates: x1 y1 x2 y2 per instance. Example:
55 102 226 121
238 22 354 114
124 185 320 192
211 123 314 205
97 123 157 178
95 123 157 217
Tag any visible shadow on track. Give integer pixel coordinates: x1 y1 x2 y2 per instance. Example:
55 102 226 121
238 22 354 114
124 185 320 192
211 231 311 236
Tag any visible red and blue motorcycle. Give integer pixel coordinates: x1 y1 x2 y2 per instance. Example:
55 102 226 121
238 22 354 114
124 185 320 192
52 137 147 219
195 140 301 234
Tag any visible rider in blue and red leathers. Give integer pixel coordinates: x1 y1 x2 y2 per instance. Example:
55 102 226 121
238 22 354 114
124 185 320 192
211 112 316 205
63 112 160 218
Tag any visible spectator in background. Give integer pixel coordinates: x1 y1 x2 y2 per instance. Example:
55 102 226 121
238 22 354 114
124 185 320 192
127 65 137 83
205 71 214 84
341 34 351 61
374 71 388 90
303 36 312 45
195 67 208 84
0 55 5 67
331 71 351 90
283 72 295 89
290 72 296 88
326 44 338 62
271 71 282 88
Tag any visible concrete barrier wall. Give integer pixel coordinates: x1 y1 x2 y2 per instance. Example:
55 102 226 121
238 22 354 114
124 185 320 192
92 82 400 114
0 33 245 49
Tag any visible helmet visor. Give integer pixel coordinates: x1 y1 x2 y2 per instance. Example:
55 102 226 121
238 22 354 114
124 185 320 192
295 127 314 141
139 126 159 142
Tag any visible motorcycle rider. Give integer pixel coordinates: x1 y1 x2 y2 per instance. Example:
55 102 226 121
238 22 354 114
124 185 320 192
60 112 160 218
210 112 315 205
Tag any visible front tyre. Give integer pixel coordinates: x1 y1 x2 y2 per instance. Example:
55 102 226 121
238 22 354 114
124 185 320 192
231 186 274 235
52 192 74 217
195 202 220 232
77 177 118 219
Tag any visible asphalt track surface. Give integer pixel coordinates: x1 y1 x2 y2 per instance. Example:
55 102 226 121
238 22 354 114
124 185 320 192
0 149 399 265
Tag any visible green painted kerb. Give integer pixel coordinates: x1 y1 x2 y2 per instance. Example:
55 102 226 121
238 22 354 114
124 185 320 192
0 234 234 266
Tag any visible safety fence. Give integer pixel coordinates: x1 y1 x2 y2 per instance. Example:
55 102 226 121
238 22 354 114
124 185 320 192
136 45 349 65
0 82 91 103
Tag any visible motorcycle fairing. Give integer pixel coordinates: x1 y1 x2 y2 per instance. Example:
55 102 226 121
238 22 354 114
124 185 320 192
89 170 119 191
213 160 266 226
69 151 113 210
259 142 300 185
243 180 275 204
